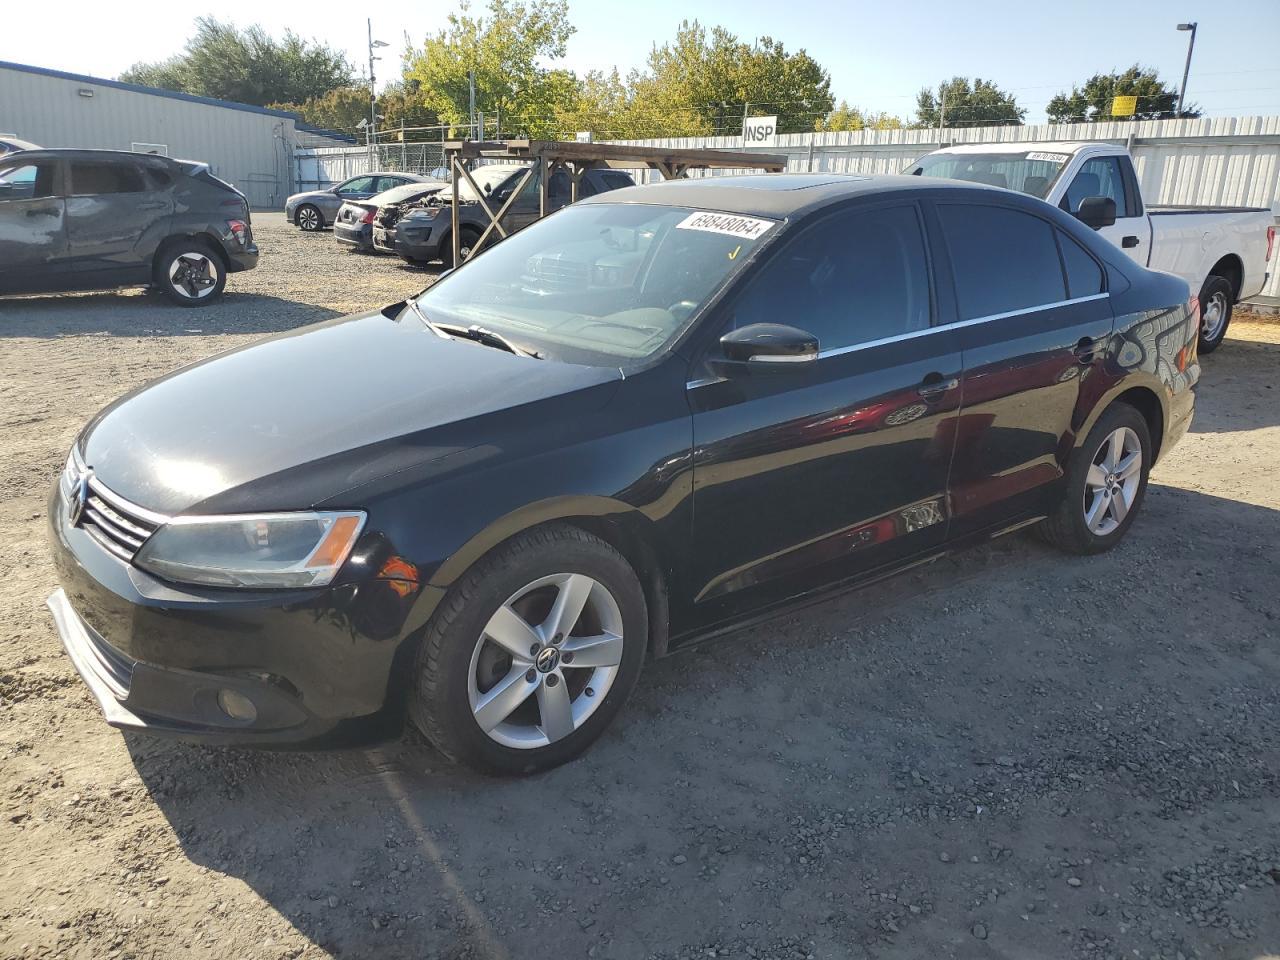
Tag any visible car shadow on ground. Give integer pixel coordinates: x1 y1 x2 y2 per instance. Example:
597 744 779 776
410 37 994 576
1190 337 1280 434
0 291 344 338
121 483 1280 960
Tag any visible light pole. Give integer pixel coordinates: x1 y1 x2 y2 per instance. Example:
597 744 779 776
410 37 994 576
367 19 390 165
1176 22 1197 119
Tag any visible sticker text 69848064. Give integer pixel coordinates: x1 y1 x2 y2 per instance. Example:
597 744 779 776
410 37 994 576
675 211 776 240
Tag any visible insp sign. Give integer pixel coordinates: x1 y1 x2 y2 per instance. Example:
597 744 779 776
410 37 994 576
742 115 778 149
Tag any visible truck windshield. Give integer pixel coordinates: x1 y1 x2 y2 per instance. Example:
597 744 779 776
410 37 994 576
905 151 1070 198
412 202 777 366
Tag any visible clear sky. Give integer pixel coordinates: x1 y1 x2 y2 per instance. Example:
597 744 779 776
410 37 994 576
3 0 1278 124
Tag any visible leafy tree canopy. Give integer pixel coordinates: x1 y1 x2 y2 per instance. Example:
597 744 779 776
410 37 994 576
915 77 1025 128
120 17 353 107
1046 65 1197 123
815 101 903 132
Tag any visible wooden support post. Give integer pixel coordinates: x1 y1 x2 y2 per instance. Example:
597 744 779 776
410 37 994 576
450 156 462 268
538 156 549 218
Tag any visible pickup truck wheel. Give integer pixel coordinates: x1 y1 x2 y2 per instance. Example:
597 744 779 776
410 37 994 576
408 525 647 775
1038 404 1151 556
153 239 227 307
296 204 323 232
1196 275 1234 354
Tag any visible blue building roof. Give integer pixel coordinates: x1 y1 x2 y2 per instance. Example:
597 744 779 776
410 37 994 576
0 59 299 119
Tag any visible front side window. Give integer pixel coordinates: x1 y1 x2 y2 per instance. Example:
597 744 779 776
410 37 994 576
938 204 1067 320
337 176 376 195
413 203 774 365
69 161 145 195
0 160 55 201
730 204 931 352
1062 157 1127 216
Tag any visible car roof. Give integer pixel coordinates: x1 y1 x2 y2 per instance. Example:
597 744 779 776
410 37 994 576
582 173 1008 219
927 142 1102 156
352 171 432 181
5 147 177 166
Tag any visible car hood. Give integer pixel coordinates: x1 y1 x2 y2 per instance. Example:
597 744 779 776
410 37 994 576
287 189 333 205
80 308 621 515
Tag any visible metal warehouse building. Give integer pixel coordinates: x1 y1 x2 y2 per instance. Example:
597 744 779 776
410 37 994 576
0 60 350 209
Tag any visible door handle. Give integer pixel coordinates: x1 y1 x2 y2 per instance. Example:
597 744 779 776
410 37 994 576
1121 235 1140 248
1074 336 1099 365
917 376 959 398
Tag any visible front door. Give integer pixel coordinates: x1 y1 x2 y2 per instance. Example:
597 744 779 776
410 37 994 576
0 156 66 294
933 200 1116 534
64 158 171 282
687 201 963 629
1060 154 1150 266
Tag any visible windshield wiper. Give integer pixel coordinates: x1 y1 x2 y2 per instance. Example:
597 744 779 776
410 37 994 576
405 299 541 359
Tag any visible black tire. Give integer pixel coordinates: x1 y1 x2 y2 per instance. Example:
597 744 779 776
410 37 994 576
1196 274 1234 354
408 525 647 775
296 204 324 232
152 238 227 307
1038 403 1152 555
440 226 482 268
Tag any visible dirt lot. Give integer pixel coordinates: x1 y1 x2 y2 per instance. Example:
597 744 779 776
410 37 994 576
1 213 1278 960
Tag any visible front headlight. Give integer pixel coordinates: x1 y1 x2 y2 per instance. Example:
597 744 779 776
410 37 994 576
134 511 366 589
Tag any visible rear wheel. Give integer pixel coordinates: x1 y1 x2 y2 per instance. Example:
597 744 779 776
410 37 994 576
1038 403 1151 555
152 239 227 307
296 204 323 232
408 525 647 775
1197 275 1234 354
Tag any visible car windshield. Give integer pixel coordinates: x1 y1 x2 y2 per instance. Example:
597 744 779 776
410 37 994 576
412 202 778 366
458 166 528 202
905 151 1071 198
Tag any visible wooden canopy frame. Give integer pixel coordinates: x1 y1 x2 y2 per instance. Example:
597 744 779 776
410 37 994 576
442 139 788 267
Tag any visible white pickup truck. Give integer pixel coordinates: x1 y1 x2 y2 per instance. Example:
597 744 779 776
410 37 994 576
907 142 1275 352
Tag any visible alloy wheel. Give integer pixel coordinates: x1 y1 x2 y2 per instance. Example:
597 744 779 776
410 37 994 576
167 253 220 300
467 573 624 749
1082 426 1142 536
298 206 321 231
1201 290 1228 342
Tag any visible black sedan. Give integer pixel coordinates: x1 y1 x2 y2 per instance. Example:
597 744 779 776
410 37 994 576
47 174 1200 774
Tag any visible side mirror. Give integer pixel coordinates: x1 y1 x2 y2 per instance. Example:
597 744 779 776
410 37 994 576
483 182 494 195
1075 196 1117 230
712 323 819 375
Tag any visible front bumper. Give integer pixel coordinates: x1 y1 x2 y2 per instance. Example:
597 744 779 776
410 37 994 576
46 481 425 747
387 220 443 261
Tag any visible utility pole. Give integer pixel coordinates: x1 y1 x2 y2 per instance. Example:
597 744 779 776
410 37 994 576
937 88 947 140
367 19 389 167
1176 22 1198 118
469 70 477 139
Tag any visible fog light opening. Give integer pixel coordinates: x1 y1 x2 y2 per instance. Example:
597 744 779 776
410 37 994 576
217 689 258 723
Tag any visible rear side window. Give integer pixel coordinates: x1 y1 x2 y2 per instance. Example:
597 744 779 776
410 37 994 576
601 172 635 191
1062 157 1127 216
938 204 1066 320
1057 231 1105 297
0 160 56 200
70 161 146 195
733 203 931 351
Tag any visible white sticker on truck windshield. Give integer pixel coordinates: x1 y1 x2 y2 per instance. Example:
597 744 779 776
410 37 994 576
1026 151 1070 164
675 211 775 240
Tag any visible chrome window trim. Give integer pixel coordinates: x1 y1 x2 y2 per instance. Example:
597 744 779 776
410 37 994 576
686 292 1109 390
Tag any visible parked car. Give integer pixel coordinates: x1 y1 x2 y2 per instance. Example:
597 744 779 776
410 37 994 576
47 174 1199 773
906 142 1275 352
0 134 40 158
0 148 257 306
376 164 634 266
334 180 447 252
285 172 432 232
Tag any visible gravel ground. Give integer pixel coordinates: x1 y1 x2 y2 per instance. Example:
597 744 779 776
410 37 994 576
1 214 1278 960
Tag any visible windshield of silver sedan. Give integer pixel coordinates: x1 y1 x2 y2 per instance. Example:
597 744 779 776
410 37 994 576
411 203 777 365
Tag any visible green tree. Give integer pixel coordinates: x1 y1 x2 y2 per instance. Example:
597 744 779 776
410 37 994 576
403 0 576 139
915 77 1024 127
815 100 903 132
1046 65 1197 123
270 83 440 134
121 17 352 106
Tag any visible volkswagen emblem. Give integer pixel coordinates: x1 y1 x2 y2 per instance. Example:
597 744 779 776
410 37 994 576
534 645 560 674
67 467 91 527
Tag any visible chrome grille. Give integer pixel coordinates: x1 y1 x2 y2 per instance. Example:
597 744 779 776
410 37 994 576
62 451 165 562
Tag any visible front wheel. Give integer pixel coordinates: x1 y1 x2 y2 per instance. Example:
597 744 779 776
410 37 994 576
408 525 647 775
440 227 482 268
1038 404 1151 555
152 240 227 306
295 204 323 232
1197 275 1234 354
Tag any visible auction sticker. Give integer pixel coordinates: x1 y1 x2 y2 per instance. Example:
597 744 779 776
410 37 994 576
676 211 776 240
1025 151 1070 164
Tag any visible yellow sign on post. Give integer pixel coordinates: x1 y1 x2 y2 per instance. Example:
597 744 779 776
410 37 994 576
1111 95 1138 117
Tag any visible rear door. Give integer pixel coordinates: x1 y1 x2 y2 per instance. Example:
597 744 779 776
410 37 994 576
687 200 963 628
1060 154 1150 265
935 200 1114 534
65 158 171 281
0 156 66 293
